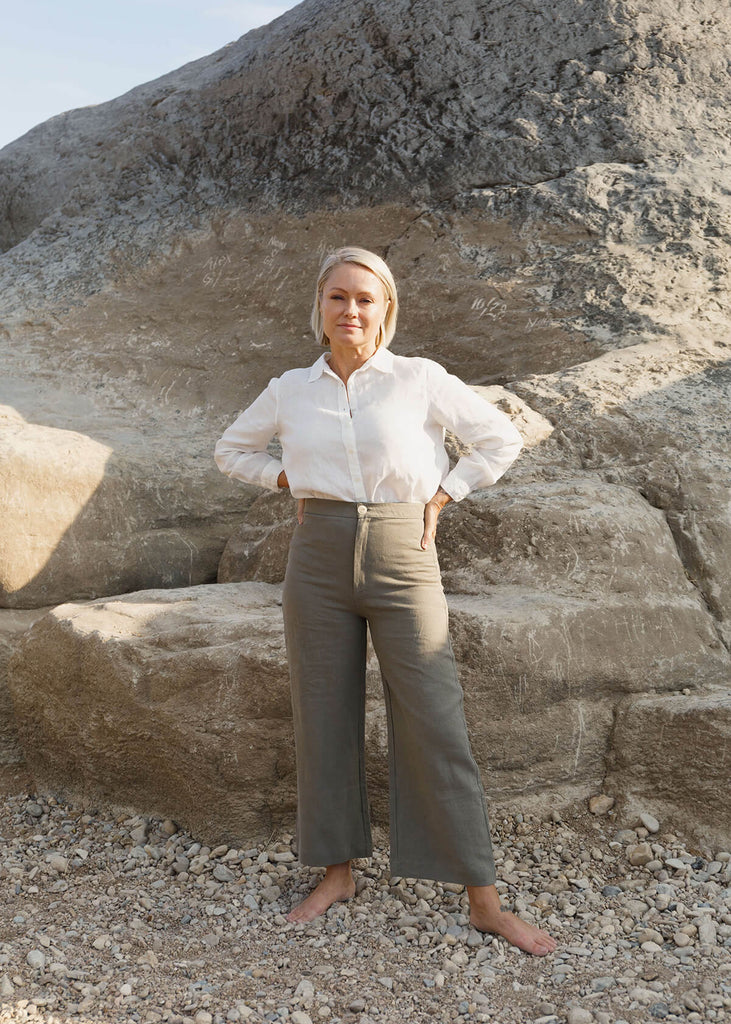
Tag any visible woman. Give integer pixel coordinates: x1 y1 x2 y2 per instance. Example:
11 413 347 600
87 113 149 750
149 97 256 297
215 247 556 956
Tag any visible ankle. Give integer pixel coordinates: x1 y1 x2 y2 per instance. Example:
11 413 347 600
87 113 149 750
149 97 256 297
324 861 353 881
467 883 501 916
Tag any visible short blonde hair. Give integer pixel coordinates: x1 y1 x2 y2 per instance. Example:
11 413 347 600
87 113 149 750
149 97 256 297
310 246 399 349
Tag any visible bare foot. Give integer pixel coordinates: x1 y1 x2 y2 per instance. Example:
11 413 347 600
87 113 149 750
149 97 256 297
286 861 356 923
468 883 557 956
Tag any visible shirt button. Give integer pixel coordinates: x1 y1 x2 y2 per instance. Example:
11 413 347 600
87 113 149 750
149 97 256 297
357 504 367 515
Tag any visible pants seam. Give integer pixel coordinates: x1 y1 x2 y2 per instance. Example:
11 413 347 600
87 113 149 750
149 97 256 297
356 648 373 855
381 675 399 866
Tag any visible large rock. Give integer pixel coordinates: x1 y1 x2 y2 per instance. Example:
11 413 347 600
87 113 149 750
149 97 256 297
218 491 297 586
222 478 729 695
3 0 727 314
0 0 729 617
0 583 622 840
1 0 730 839
8 573 729 845
0 608 45 793
513 338 731 649
7 584 295 843
0 407 235 608
605 688 731 855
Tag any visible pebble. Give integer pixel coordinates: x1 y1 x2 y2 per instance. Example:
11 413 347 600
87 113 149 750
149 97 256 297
567 1008 594 1024
698 918 717 945
213 864 237 883
590 975 616 991
613 829 639 844
627 843 653 866
25 950 46 970
295 979 315 1001
0 793 729 1022
130 824 148 845
588 794 615 815
665 858 688 871
47 854 69 872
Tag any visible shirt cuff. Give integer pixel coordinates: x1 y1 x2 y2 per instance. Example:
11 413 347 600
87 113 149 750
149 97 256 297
440 471 470 502
260 459 285 492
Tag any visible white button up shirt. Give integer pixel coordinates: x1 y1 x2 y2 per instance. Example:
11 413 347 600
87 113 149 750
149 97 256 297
214 347 523 503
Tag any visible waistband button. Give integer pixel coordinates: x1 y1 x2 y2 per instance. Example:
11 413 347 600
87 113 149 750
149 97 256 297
357 504 368 515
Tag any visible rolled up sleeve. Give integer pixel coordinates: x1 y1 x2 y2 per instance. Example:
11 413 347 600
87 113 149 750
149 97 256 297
214 378 284 492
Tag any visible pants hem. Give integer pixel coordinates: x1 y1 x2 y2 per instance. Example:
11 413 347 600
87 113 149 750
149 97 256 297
389 861 497 888
296 846 373 867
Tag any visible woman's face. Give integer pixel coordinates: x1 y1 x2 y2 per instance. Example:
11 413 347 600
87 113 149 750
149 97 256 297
319 263 389 356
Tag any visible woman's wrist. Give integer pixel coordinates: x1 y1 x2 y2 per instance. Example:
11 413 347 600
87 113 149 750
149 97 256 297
277 470 289 489
433 487 452 508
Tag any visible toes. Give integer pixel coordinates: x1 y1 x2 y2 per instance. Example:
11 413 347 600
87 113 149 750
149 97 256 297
532 935 557 955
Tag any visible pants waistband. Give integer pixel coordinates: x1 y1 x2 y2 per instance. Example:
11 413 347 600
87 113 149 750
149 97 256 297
303 498 424 520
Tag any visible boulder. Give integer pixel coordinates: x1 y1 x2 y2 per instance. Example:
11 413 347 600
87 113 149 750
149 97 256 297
0 0 729 622
0 408 236 609
4 0 727 316
8 584 295 844
513 339 731 651
0 608 45 793
218 491 297 586
223 478 728 697
4 583 621 841
605 688 731 855
1 0 730 840
9 575 728 846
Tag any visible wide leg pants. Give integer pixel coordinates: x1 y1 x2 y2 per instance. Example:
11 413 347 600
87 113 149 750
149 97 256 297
282 499 496 887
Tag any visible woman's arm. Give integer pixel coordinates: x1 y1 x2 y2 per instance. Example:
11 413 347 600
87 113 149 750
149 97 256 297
427 362 524 501
214 378 285 491
420 486 452 549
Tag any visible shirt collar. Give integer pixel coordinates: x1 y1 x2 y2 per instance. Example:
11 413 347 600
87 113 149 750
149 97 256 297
307 346 395 382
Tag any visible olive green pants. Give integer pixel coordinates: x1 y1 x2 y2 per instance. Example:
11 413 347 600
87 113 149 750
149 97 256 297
282 499 496 886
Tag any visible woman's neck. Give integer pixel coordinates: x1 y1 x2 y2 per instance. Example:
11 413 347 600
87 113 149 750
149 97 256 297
326 343 377 384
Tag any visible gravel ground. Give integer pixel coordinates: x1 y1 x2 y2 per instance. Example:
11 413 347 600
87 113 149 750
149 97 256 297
1 792 730 1024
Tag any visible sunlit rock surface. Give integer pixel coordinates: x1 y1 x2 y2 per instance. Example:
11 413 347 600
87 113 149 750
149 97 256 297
1 0 729 842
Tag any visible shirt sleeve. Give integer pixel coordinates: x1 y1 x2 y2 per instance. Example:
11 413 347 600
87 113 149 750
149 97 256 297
427 362 524 501
213 377 284 492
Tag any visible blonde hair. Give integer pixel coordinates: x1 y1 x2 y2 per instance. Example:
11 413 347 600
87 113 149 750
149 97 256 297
310 246 399 349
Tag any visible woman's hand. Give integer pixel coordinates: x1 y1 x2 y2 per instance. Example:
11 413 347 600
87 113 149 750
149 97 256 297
421 487 452 549
278 471 305 525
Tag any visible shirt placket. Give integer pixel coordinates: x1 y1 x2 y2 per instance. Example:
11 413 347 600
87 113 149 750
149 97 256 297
336 374 368 503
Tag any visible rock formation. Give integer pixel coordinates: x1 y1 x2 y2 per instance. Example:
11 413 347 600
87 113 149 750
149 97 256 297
1 0 729 844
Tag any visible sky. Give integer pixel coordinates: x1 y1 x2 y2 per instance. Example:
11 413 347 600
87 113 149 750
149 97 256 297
0 0 301 151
